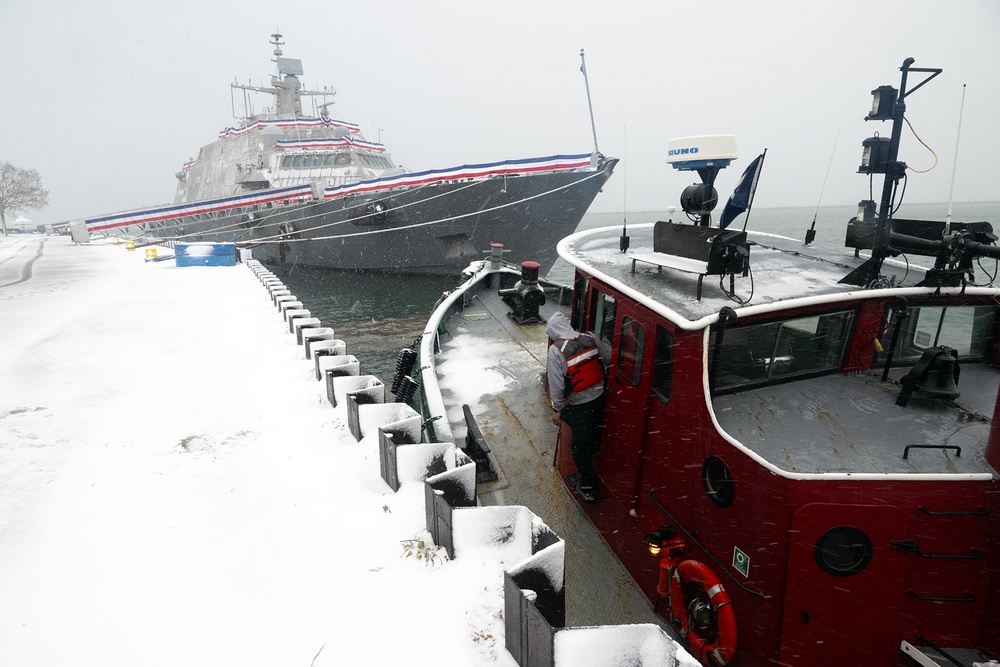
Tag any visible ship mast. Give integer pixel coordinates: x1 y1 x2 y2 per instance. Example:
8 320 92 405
231 33 336 120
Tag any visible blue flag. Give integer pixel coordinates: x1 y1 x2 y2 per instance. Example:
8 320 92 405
720 153 765 229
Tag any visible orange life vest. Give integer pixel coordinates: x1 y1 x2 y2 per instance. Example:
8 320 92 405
559 334 605 394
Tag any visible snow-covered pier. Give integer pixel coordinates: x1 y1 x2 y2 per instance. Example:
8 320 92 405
0 236 693 667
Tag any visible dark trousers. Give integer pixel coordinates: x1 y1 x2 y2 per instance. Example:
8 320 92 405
561 394 605 489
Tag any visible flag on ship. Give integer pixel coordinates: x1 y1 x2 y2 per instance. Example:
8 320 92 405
720 152 765 229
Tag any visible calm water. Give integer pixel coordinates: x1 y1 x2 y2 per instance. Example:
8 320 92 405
272 266 455 380
276 201 1000 380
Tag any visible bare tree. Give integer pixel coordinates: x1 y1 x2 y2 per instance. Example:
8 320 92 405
0 161 49 236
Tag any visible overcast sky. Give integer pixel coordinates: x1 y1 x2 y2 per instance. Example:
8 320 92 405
4 0 998 225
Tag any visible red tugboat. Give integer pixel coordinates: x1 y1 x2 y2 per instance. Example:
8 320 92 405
556 59 1000 666
418 58 999 666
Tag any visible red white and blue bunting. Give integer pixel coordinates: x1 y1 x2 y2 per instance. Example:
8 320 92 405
70 184 314 232
323 153 597 199
218 117 362 139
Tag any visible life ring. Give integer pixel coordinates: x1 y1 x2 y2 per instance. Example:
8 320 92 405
669 559 738 666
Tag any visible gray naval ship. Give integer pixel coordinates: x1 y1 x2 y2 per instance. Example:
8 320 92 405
76 34 617 275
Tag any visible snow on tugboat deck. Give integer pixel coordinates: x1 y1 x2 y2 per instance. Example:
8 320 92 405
427 268 672 629
561 223 927 327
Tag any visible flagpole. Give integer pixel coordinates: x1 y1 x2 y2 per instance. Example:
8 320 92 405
580 49 600 156
741 148 767 232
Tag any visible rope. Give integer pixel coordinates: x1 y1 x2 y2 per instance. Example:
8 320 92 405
252 167 609 245
249 179 485 244
154 178 452 241
150 162 606 248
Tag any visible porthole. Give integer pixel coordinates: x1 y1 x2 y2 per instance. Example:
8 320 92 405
814 526 873 577
702 456 734 507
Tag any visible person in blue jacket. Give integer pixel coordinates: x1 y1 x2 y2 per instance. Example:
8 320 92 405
546 312 610 503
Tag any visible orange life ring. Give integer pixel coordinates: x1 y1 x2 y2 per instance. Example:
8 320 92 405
669 559 738 666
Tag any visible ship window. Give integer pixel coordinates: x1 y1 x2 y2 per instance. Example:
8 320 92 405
323 154 335 167
702 456 734 507
710 310 854 392
651 326 673 403
281 155 294 168
335 153 353 166
356 153 390 169
292 155 303 168
877 304 996 366
617 317 645 386
815 526 872 577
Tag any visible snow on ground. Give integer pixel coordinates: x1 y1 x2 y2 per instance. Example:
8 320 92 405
0 236 515 666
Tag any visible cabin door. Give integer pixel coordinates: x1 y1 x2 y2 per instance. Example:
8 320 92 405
599 303 653 506
780 503 907 666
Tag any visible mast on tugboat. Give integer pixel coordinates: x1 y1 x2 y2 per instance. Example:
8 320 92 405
841 57 941 286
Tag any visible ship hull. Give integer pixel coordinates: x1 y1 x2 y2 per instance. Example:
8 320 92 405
170 159 616 276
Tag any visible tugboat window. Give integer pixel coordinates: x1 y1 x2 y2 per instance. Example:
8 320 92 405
710 310 854 392
572 275 589 332
814 526 873 577
651 326 673 403
877 304 995 366
590 290 616 349
702 456 734 507
617 317 645 386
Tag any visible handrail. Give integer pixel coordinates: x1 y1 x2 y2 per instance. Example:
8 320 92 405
919 506 988 516
903 444 961 459
890 540 981 559
908 591 976 603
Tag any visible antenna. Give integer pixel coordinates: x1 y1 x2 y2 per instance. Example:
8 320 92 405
579 49 600 156
944 84 966 235
804 126 841 245
620 124 629 252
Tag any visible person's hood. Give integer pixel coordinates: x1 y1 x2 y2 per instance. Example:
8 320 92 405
546 311 578 341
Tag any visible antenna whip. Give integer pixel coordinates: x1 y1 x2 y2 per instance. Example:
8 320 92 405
805 126 841 245
945 84 966 235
